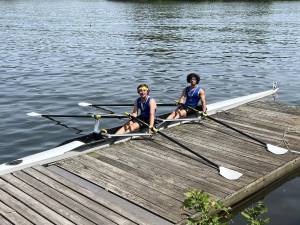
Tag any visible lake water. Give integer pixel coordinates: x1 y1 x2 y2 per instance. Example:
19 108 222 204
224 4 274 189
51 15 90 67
0 0 299 224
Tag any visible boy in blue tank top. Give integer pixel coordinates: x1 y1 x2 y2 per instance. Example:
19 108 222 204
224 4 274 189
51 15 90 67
115 84 157 134
167 73 207 119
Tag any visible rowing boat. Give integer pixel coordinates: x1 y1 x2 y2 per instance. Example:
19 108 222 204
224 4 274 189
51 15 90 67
0 87 279 176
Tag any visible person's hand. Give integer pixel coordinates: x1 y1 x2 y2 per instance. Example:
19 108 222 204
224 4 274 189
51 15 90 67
94 114 102 120
149 126 158 134
124 112 131 117
201 111 208 118
175 100 180 105
101 129 108 134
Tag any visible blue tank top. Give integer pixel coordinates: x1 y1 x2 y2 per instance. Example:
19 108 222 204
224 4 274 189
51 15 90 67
184 85 201 108
136 96 153 120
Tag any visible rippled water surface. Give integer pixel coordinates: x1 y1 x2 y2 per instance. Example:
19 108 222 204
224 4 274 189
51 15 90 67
0 0 299 223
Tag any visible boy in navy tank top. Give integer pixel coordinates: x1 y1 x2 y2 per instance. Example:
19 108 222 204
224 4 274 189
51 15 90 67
167 73 207 119
115 84 157 134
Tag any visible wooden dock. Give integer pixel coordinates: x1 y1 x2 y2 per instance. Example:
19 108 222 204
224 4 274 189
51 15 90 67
0 99 299 225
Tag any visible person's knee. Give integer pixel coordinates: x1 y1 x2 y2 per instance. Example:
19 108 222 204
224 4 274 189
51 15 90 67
167 112 175 119
130 122 140 132
124 124 130 131
179 110 187 118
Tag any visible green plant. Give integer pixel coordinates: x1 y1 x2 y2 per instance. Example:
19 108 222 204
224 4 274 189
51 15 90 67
241 201 270 225
183 189 230 225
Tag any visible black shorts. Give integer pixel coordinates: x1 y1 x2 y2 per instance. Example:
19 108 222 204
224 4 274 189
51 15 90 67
178 105 202 115
135 116 159 128
134 116 148 128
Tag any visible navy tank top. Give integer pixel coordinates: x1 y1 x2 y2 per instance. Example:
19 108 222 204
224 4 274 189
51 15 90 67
136 96 153 121
184 85 201 108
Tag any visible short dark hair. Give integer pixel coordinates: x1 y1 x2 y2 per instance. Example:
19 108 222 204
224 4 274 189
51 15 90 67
137 83 150 93
187 73 200 84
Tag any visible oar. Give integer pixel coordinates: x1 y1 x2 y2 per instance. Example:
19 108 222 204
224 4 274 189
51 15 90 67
102 133 153 138
124 112 243 180
185 106 288 155
27 112 127 119
77 102 115 114
28 113 83 134
156 117 202 122
79 102 177 107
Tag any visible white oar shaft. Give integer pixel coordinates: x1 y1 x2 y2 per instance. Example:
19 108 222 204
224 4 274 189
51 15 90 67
79 102 177 107
157 118 201 122
27 112 126 119
103 133 152 138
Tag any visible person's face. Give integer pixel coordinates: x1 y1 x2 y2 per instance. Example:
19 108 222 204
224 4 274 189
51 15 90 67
190 77 197 86
138 87 149 98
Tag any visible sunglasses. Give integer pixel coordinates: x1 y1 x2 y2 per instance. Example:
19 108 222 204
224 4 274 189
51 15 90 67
138 88 149 92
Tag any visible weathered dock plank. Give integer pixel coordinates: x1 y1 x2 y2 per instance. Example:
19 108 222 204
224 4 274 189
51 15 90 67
0 99 299 224
125 139 243 191
87 152 186 201
30 167 137 225
12 171 101 225
0 175 75 225
158 129 277 176
0 215 13 225
116 140 239 194
19 168 121 225
89 147 233 196
0 201 32 225
59 100 300 224
249 100 300 116
223 107 300 129
211 105 300 151
0 188 53 225
56 154 182 222
172 123 296 167
44 165 172 225
179 124 287 166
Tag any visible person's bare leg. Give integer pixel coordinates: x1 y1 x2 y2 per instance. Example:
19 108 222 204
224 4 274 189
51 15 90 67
166 111 176 119
167 109 188 119
178 109 187 118
115 121 140 134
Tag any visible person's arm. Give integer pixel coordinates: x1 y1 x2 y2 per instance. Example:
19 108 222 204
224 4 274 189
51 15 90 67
199 89 207 112
178 88 187 104
149 99 157 129
131 101 138 117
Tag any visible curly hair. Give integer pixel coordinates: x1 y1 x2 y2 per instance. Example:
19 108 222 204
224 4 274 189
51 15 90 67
186 73 200 84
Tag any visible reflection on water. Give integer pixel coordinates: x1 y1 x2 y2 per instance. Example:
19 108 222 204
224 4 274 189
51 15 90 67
231 169 300 225
0 0 299 223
